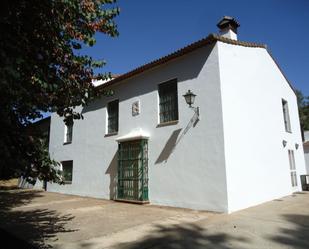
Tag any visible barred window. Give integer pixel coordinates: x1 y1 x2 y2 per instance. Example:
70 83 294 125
158 79 178 123
61 160 73 184
117 139 148 201
107 99 119 134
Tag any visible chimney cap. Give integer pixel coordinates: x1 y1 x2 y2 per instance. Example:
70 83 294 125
217 16 240 33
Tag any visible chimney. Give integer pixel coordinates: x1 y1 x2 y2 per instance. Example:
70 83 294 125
217 16 240 40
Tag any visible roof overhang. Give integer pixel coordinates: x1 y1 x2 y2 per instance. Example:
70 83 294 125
96 33 295 95
96 34 266 92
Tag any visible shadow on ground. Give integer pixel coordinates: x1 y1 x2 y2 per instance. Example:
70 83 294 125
88 223 250 249
112 214 309 249
269 214 309 249
0 190 76 249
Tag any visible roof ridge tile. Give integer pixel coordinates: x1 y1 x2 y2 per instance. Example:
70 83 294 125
97 34 266 90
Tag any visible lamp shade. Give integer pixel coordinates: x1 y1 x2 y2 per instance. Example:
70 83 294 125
183 90 196 107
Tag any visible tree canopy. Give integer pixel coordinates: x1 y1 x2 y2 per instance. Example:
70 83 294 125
296 90 309 136
0 0 119 183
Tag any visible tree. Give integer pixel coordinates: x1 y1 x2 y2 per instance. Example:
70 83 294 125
0 0 119 183
296 89 309 139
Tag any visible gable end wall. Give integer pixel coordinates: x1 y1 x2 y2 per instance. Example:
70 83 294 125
218 42 306 213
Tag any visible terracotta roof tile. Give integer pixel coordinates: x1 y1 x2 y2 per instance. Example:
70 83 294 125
96 34 279 91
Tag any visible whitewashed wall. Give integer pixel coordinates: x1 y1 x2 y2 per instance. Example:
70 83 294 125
48 43 229 212
218 42 307 213
48 40 306 213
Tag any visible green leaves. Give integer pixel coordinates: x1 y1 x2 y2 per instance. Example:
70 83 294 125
85 37 96 46
0 0 119 182
102 89 114 96
72 41 82 49
91 60 105 68
296 90 309 131
96 71 112 80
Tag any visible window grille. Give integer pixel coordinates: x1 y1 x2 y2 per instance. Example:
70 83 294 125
107 100 119 133
117 139 148 201
159 79 178 123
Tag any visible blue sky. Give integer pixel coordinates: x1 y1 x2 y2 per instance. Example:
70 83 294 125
81 0 309 96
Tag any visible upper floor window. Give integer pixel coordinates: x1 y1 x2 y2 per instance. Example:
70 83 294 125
158 79 178 124
107 99 119 134
64 122 73 143
282 99 291 132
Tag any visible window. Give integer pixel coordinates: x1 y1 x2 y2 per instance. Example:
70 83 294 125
158 79 178 123
107 99 119 134
117 139 148 201
61 160 73 184
282 99 291 132
64 122 73 143
288 150 297 187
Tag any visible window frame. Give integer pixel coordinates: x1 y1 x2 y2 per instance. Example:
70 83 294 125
282 99 292 133
117 139 149 201
61 160 73 184
106 99 119 135
288 150 297 188
64 122 73 144
158 78 179 125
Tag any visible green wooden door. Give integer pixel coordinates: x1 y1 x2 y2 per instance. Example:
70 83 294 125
117 139 148 201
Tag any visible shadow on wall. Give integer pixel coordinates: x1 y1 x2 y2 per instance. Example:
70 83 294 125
82 43 216 114
115 223 250 249
269 214 309 249
155 129 182 164
155 112 200 165
105 152 118 200
82 97 104 114
0 190 76 249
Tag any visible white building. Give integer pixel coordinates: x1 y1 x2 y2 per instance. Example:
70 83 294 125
47 17 306 213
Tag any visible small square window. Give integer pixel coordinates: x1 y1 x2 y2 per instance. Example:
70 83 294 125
61 160 73 184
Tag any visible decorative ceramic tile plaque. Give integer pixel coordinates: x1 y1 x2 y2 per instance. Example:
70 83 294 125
132 100 140 116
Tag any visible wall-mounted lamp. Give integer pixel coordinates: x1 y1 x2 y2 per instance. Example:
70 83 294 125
183 90 199 116
282 140 287 147
295 143 299 150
